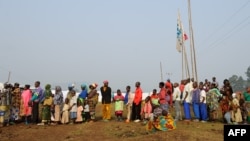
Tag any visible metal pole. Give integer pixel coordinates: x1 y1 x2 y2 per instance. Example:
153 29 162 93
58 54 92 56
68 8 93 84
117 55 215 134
188 0 198 82
160 62 163 81
7 71 11 83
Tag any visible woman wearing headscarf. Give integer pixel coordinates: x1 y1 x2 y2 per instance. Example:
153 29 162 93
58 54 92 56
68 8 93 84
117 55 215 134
78 83 88 121
87 83 99 122
10 83 21 123
52 86 63 125
37 84 53 125
207 83 222 122
78 83 88 106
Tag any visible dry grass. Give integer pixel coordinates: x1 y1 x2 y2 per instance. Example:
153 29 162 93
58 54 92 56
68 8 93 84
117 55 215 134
0 103 225 141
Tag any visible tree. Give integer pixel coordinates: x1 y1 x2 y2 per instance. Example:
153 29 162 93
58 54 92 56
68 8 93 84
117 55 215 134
229 75 245 92
246 66 250 85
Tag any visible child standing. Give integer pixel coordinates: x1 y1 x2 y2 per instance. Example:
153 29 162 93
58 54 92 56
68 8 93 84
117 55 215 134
75 99 84 124
84 100 90 122
114 89 125 121
69 90 77 124
140 96 153 124
61 98 70 124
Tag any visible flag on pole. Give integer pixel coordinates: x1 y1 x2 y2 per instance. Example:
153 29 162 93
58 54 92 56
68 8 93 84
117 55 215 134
182 23 188 41
176 10 183 53
184 33 188 40
176 10 188 53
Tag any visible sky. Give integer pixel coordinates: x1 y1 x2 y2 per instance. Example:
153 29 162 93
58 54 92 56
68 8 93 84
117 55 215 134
0 0 250 92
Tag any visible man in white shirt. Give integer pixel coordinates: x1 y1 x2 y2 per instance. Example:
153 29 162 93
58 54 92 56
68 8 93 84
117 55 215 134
199 82 208 122
183 78 193 121
173 83 182 121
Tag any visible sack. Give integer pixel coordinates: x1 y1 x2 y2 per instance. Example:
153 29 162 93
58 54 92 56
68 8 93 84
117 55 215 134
43 96 53 106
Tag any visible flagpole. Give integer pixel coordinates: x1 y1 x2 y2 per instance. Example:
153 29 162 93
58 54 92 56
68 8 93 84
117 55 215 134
177 9 185 80
183 44 190 79
7 71 11 83
182 42 184 80
177 9 191 80
187 0 198 81
181 24 190 80
160 62 163 81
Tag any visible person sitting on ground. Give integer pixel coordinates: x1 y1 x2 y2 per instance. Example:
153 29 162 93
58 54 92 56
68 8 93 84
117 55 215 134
146 108 176 132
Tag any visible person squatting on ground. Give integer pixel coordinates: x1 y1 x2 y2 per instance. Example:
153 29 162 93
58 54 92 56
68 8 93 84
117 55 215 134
146 107 176 132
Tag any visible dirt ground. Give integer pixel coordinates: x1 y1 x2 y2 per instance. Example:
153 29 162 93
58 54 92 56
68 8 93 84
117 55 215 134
0 104 224 141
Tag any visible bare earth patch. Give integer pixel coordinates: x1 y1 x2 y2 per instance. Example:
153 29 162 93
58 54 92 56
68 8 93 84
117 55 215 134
0 104 224 141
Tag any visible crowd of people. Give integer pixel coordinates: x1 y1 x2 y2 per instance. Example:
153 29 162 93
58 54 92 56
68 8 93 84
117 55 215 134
0 77 250 132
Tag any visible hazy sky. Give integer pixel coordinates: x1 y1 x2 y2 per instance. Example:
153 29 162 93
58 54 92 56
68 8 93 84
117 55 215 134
0 0 250 92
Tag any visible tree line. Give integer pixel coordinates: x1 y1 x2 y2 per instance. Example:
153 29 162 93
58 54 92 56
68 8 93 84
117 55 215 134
229 66 250 92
